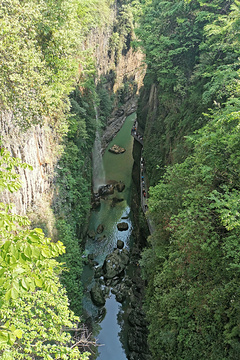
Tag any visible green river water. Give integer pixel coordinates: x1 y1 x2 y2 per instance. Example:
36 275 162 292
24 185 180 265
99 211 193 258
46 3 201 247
83 112 136 359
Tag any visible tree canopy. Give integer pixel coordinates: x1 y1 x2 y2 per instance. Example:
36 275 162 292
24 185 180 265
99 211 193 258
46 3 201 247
0 0 114 130
138 0 240 358
0 148 90 359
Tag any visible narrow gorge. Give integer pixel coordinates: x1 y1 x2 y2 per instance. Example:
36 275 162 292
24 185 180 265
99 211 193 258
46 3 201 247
2 1 240 359
0 0 147 359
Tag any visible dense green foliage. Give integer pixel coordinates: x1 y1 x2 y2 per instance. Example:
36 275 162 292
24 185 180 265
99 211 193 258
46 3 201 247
0 149 89 359
137 0 235 184
0 0 117 356
53 85 97 315
137 0 240 358
0 0 113 130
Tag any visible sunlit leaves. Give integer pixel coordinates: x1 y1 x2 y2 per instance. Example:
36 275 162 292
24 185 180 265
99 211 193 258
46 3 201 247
0 148 32 193
0 286 86 359
0 149 88 358
0 0 113 129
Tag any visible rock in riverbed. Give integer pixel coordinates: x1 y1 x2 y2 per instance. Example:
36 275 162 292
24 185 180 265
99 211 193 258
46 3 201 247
117 239 124 249
117 222 129 231
102 249 129 279
97 224 104 234
109 144 126 154
98 184 114 196
90 281 106 307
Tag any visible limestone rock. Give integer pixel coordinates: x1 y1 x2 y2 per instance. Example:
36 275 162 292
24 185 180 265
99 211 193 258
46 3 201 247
114 282 129 303
90 282 106 307
117 222 129 231
91 199 101 210
108 144 126 154
88 253 95 261
102 249 128 279
120 248 130 266
117 239 124 249
94 266 104 279
98 184 114 196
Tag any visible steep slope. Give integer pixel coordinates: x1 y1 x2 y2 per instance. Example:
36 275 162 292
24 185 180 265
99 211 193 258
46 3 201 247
137 1 240 359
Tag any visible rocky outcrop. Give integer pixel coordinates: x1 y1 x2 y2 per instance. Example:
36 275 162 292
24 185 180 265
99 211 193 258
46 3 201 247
0 112 58 236
117 239 124 249
88 230 96 238
90 281 107 307
98 184 115 197
109 144 126 154
88 240 151 359
90 247 130 304
101 99 139 151
93 181 125 200
102 248 129 279
117 222 129 231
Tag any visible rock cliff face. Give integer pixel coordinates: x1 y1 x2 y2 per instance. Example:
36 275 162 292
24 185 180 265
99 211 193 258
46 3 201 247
0 112 56 211
86 4 145 150
0 111 58 235
87 5 145 94
0 2 145 221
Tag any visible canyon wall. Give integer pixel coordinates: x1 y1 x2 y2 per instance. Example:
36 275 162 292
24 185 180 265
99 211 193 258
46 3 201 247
0 1 145 225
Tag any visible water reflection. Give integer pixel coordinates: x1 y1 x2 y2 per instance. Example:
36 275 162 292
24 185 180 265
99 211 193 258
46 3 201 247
97 296 126 360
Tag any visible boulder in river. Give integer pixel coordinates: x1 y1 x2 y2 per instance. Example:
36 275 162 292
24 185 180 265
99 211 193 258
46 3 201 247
120 248 130 266
91 193 101 209
108 144 126 154
88 253 95 261
98 184 114 196
114 281 130 303
94 267 104 279
117 239 124 249
117 222 129 231
91 199 101 210
102 249 129 279
97 224 104 234
90 281 106 307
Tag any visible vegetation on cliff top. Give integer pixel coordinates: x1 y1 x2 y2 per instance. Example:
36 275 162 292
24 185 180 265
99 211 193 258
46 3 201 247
0 0 114 131
0 0 142 356
137 0 240 358
0 0 116 357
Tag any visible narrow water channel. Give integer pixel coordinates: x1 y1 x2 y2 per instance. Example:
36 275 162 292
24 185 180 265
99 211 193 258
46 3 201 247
82 112 136 359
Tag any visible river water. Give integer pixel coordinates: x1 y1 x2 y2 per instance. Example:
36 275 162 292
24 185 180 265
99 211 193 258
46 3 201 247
82 112 136 359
